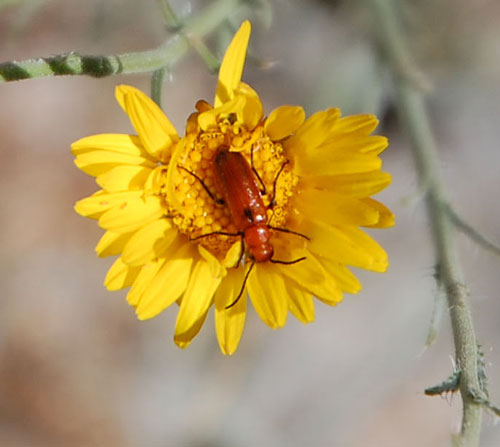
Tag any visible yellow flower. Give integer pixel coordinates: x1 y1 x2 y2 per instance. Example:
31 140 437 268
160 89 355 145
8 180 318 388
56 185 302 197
73 21 394 355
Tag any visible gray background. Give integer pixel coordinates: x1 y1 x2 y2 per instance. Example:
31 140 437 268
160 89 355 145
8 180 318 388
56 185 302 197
1 0 499 445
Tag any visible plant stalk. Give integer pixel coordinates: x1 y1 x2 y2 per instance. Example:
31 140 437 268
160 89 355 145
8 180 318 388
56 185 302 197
0 0 238 82
366 0 484 445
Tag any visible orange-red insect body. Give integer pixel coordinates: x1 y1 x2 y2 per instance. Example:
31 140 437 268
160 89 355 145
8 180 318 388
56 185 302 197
213 147 274 263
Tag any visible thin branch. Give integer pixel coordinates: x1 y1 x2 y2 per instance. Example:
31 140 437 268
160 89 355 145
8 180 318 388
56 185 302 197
365 0 488 445
0 0 238 82
151 67 167 107
0 0 47 9
157 0 182 27
425 369 460 396
158 0 220 73
445 204 500 257
424 345 500 418
425 275 446 347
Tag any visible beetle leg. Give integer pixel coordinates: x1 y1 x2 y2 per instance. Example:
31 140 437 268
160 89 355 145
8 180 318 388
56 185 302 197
177 165 225 205
225 262 255 309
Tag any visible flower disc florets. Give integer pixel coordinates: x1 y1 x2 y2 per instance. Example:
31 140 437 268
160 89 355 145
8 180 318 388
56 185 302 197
167 100 297 259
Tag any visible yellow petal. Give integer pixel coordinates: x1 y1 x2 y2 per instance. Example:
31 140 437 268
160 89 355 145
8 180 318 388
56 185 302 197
274 247 343 304
222 241 243 269
96 165 152 192
198 94 245 131
74 148 157 177
214 20 251 107
166 137 189 210
127 259 165 307
358 135 389 155
74 190 142 219
293 150 382 177
95 230 133 257
284 108 340 156
285 282 314 323
72 134 152 158
174 309 210 350
319 257 362 294
295 188 380 226
236 83 264 130
198 245 226 278
104 257 141 291
126 259 164 307
136 245 194 319
115 85 178 160
297 218 388 272
121 219 176 266
214 268 247 355
320 135 389 155
98 195 164 233
174 259 221 337
331 114 379 136
144 165 169 195
247 263 288 329
304 171 392 198
264 105 305 141
361 198 395 228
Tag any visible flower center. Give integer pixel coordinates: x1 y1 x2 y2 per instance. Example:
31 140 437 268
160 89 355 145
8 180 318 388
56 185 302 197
163 103 298 259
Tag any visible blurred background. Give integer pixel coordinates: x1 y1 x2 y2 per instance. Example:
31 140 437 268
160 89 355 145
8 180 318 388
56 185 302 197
1 0 499 445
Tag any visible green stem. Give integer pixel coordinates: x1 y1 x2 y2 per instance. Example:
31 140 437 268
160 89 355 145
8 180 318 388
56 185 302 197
158 0 220 72
151 67 167 107
398 87 483 446
0 0 238 82
157 0 183 27
366 0 485 445
445 205 500 257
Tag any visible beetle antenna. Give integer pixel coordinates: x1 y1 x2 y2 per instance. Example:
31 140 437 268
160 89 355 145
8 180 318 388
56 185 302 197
270 256 306 265
190 231 241 241
268 226 310 241
226 262 255 309
269 160 289 208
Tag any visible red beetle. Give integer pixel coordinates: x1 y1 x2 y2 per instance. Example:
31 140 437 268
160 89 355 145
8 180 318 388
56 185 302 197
213 147 274 263
180 145 307 308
